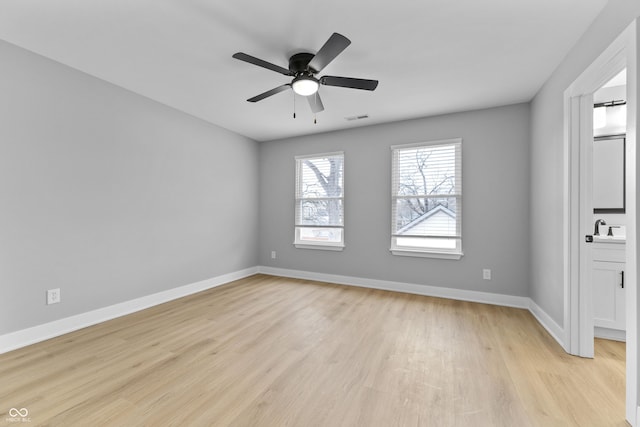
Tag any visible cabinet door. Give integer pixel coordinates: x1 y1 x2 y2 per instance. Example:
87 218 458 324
592 261 625 331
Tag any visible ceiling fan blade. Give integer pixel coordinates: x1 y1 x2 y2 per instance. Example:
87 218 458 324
308 33 351 73
232 52 292 76
307 92 324 113
321 75 379 91
247 84 291 102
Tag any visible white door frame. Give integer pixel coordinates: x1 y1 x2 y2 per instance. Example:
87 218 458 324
563 21 638 424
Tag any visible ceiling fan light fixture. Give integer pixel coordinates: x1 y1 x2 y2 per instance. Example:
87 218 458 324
292 75 319 96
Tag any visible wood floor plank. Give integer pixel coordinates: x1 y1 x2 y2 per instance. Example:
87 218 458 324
0 274 626 426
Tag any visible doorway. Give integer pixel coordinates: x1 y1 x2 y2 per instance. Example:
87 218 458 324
564 22 637 424
592 73 627 342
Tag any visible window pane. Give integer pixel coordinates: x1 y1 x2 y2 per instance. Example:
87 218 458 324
391 139 462 256
298 227 343 243
298 157 344 198
395 145 456 196
393 197 458 236
296 199 344 226
295 152 344 248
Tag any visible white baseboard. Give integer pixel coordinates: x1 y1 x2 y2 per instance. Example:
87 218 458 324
0 267 258 354
528 299 566 350
258 266 530 308
594 326 626 342
258 266 566 350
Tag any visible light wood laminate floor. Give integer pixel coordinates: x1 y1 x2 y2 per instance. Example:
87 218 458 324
0 274 626 426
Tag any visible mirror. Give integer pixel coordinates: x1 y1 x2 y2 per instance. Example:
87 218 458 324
593 135 625 213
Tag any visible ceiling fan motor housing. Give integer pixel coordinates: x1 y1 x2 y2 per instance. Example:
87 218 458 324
289 52 315 74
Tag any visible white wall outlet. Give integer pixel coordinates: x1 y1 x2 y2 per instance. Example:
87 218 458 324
47 288 61 305
271 250 277 259
483 269 492 280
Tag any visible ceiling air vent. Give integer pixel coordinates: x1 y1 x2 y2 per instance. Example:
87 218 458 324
345 114 369 121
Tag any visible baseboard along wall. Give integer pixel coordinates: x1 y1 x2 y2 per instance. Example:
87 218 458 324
0 266 566 354
595 326 626 342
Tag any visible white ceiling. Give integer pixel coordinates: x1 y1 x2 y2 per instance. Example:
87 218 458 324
0 0 608 142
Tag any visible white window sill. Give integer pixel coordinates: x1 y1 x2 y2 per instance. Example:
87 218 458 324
390 248 463 260
295 243 345 251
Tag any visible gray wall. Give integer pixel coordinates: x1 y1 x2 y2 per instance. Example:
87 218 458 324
0 40 259 334
259 104 530 297
530 2 640 326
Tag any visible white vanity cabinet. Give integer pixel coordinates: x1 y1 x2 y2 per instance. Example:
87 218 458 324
592 243 625 341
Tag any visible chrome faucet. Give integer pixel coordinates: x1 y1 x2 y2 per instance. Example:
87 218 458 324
594 219 606 236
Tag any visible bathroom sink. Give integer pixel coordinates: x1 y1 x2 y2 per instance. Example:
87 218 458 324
593 235 626 243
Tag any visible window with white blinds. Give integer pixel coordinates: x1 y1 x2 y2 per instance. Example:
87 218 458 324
391 139 462 259
294 152 344 250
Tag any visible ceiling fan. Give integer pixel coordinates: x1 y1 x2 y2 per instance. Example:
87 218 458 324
232 33 378 115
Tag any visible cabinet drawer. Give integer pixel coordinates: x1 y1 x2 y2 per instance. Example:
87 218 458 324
592 245 625 262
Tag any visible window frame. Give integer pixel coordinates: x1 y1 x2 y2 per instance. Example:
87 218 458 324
390 138 463 259
294 151 345 251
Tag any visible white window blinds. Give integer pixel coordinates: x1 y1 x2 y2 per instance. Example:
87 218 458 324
295 152 345 249
391 139 462 258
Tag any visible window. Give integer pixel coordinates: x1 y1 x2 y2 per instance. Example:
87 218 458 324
391 139 462 259
295 152 344 250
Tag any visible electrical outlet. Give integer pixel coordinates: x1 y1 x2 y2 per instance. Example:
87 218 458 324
483 269 492 280
47 288 61 305
271 250 277 259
